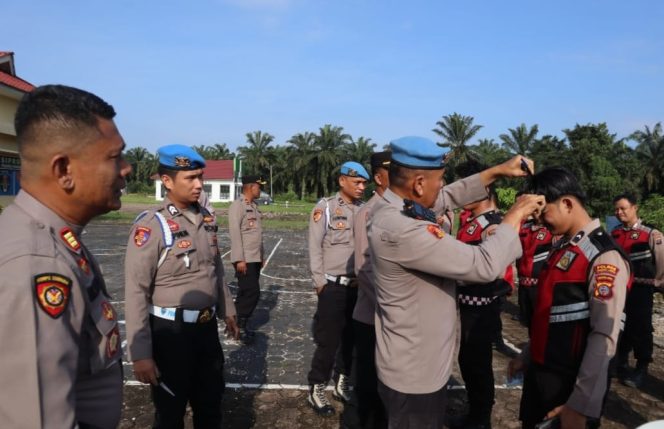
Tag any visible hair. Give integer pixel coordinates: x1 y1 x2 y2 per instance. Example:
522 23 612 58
613 193 637 205
388 163 414 188
526 167 587 205
157 165 179 185
15 85 116 167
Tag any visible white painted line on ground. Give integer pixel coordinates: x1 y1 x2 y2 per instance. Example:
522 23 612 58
221 249 231 258
502 338 522 354
123 381 522 391
261 238 283 271
259 273 311 283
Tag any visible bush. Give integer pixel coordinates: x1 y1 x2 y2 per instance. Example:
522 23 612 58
496 187 517 212
275 190 298 202
640 194 664 231
127 182 155 195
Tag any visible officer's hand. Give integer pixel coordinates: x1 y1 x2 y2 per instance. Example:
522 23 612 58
315 285 325 295
547 405 586 429
501 155 535 178
502 195 546 231
235 261 248 276
507 356 526 379
133 358 159 386
224 315 240 340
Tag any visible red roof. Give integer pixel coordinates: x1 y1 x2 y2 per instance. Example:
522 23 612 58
0 70 35 93
0 52 12 58
204 159 234 180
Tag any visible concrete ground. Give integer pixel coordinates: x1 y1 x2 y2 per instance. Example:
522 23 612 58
82 222 664 429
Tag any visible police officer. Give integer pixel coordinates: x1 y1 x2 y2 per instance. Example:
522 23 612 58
229 174 267 343
368 136 543 429
307 161 369 417
125 144 239 428
510 167 631 429
349 151 391 428
612 193 664 388
452 161 515 429
0 84 130 428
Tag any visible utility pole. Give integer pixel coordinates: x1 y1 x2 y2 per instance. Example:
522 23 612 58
269 165 273 198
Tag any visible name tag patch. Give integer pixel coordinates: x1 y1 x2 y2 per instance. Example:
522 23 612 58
555 250 577 271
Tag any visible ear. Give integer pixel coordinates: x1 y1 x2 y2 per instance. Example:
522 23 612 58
374 173 383 187
338 175 345 187
561 197 574 212
162 174 173 191
412 173 426 198
52 154 74 191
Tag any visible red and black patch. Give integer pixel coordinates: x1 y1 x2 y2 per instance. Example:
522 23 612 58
34 273 72 319
313 209 323 223
101 301 116 321
177 240 192 249
536 230 547 241
427 224 445 239
77 257 91 275
593 274 615 300
134 226 151 247
594 264 618 276
167 219 179 232
106 325 120 358
60 227 81 253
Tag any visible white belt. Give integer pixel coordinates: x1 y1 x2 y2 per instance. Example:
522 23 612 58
149 305 215 323
325 274 355 286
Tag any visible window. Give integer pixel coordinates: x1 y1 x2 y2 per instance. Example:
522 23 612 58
203 184 212 195
220 185 230 200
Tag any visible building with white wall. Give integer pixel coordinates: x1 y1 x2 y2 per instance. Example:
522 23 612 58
154 159 241 202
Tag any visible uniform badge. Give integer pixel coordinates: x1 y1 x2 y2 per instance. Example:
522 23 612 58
101 301 116 321
167 219 179 232
167 204 179 216
466 224 477 236
536 230 547 241
593 275 615 300
134 226 151 247
177 240 192 249
77 257 91 275
555 250 577 271
106 326 120 358
203 215 214 223
336 221 346 229
34 273 72 319
594 264 618 276
60 227 81 252
313 209 323 223
197 308 213 323
630 231 640 240
427 224 445 239
174 156 191 168
249 220 255 228
335 208 343 216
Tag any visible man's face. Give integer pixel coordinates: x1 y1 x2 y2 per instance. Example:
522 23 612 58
614 198 638 225
71 118 131 215
538 198 571 236
164 168 204 206
251 183 262 199
339 175 367 201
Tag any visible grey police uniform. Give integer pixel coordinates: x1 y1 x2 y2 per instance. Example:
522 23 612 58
307 192 363 385
0 190 122 429
124 196 235 427
228 196 264 322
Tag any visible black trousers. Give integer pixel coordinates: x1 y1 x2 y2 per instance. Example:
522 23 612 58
518 284 537 327
377 379 447 429
617 283 654 366
307 280 357 385
235 262 262 320
458 299 501 423
353 320 387 428
150 314 224 429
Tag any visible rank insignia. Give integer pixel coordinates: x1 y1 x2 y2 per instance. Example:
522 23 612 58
466 224 477 236
134 227 151 247
34 273 72 319
630 231 640 240
167 219 179 232
536 230 547 241
336 221 346 229
313 209 323 223
167 204 179 216
594 275 615 300
106 326 120 358
101 301 116 321
594 264 618 276
177 240 192 249
555 250 577 271
203 215 214 223
427 224 445 239
197 308 213 323
60 227 81 253
335 208 343 216
78 257 91 275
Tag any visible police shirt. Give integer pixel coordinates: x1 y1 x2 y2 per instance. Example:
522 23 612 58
0 190 122 428
124 196 236 362
228 197 264 263
368 177 521 394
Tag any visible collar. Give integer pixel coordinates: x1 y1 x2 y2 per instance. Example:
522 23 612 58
567 218 601 247
622 219 642 230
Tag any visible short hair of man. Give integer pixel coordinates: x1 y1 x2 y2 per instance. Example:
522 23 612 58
14 84 116 161
388 163 414 188
157 166 179 183
526 167 587 205
613 193 637 205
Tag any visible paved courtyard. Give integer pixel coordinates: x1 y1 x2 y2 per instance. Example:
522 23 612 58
82 222 664 428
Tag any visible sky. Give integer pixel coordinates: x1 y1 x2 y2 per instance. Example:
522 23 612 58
3 0 663 153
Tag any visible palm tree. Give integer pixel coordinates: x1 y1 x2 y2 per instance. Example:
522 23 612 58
475 138 511 165
124 147 153 184
314 124 350 197
237 131 275 176
343 136 376 169
212 143 235 160
630 123 664 194
499 123 539 155
287 132 316 199
432 113 482 166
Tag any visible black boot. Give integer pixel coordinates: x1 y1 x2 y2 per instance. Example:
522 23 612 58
237 317 255 345
623 363 648 389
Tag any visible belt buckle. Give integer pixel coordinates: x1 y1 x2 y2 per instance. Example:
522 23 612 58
197 307 213 323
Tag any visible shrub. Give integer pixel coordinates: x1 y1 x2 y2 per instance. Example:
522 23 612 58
640 194 664 230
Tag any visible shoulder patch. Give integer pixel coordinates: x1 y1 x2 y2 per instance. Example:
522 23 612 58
428 224 445 239
654 230 663 245
34 273 72 318
313 208 323 223
593 274 615 301
203 215 215 223
134 226 151 247
594 264 619 276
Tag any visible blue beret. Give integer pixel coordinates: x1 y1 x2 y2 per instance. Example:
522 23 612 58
340 161 370 180
157 144 206 170
389 136 449 169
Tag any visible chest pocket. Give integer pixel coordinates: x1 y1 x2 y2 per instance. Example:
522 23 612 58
167 240 200 277
329 218 351 245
